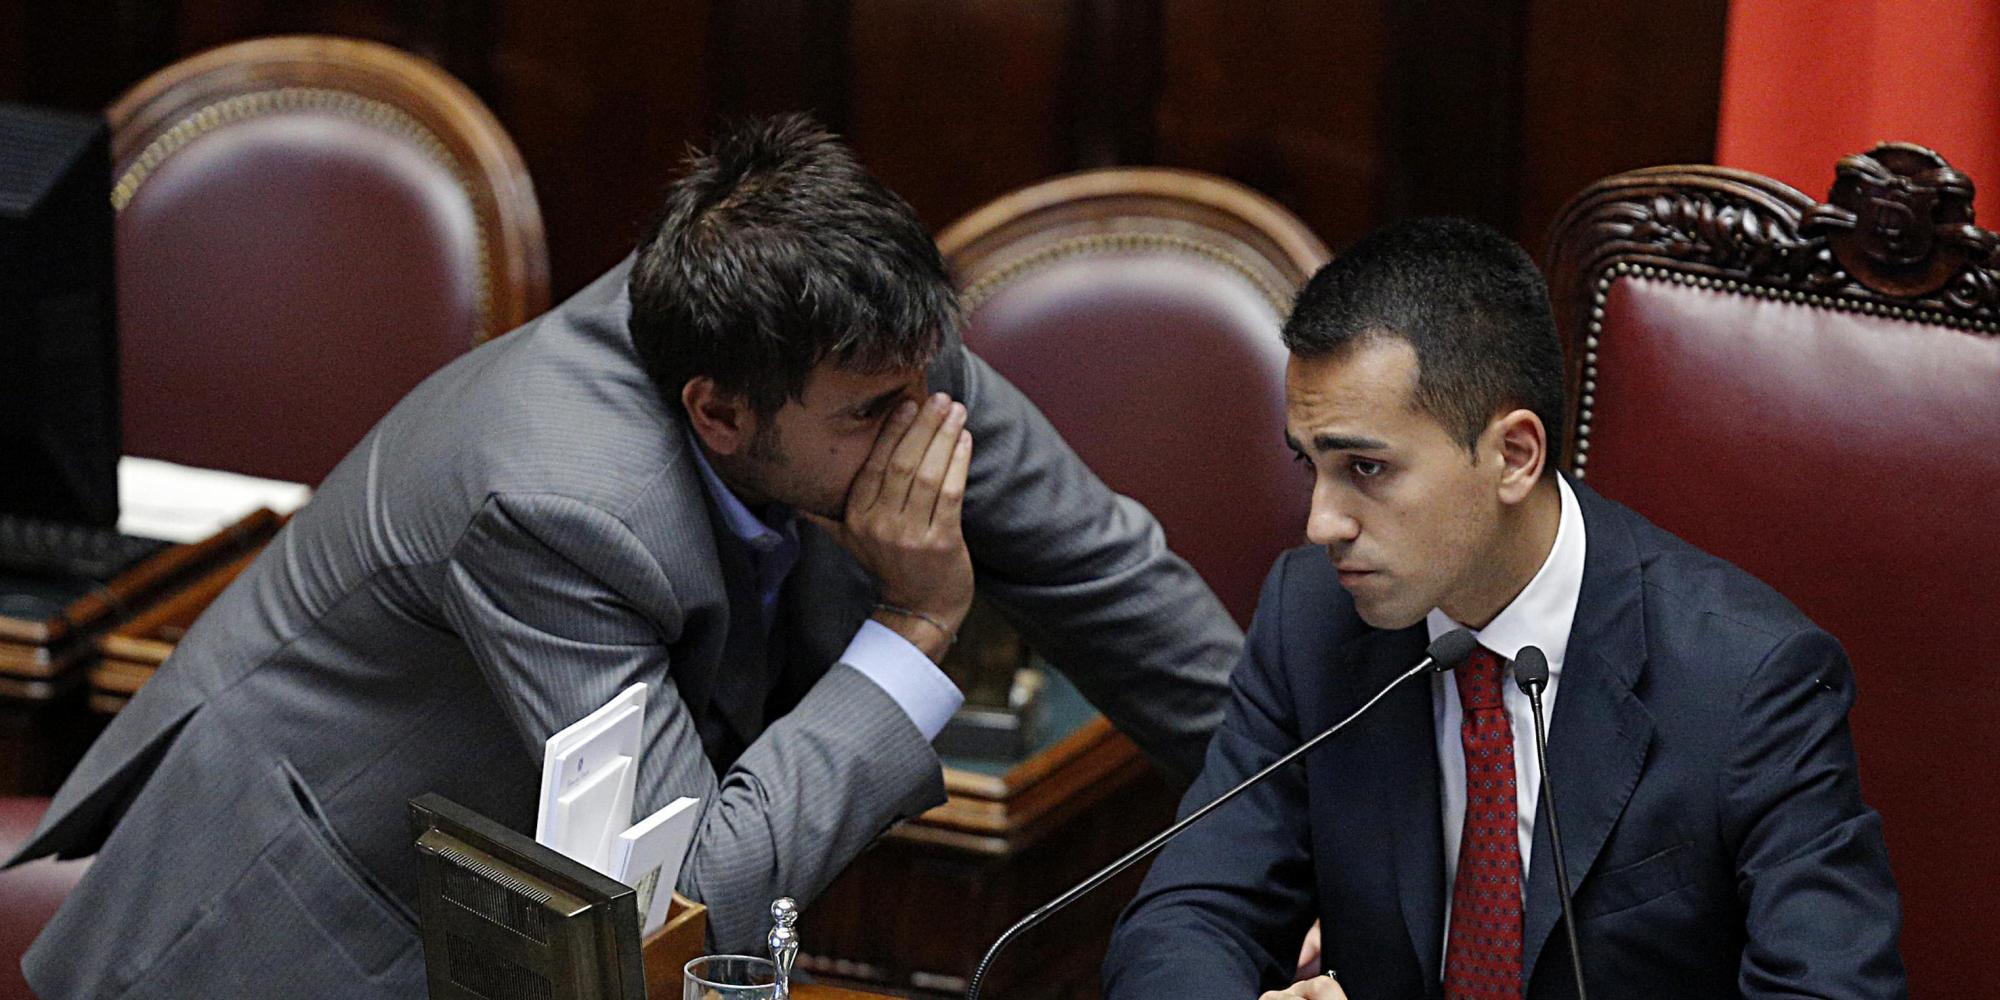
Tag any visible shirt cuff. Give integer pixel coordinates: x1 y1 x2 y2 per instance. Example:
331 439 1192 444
840 619 965 742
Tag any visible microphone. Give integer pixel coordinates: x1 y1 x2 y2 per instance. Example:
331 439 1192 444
1512 645 1586 1000
962 628 1480 999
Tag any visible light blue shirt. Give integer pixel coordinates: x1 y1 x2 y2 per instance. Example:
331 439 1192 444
686 431 964 741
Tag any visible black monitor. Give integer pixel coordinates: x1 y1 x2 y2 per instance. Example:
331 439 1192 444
408 793 647 1000
0 102 120 528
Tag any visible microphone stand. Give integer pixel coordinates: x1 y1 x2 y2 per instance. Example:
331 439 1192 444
963 629 1476 1000
1515 646 1587 1000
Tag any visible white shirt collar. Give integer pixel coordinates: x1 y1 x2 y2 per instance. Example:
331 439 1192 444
1425 474 1585 677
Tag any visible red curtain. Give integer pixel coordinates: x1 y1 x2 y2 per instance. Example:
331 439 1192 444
1716 0 2000 218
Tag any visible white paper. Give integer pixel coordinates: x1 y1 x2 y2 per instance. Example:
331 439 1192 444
611 796 701 935
549 708 639 869
535 684 646 845
549 755 633 872
117 456 311 543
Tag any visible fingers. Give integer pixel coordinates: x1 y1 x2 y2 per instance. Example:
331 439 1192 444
1295 920 1324 981
825 390 974 634
935 429 971 533
905 401 966 522
883 393 953 512
851 399 919 515
1265 975 1347 1000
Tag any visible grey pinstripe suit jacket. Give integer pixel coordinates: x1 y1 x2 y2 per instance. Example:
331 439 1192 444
9 258 1240 999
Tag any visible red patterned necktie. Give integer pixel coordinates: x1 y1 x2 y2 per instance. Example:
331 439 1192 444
1444 645 1524 999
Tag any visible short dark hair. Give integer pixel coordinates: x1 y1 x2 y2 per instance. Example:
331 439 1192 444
1282 217 1566 467
628 113 957 417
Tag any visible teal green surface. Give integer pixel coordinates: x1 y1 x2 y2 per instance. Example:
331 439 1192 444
938 664 1099 777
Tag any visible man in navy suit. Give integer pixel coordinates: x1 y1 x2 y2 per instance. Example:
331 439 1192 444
1102 218 1906 999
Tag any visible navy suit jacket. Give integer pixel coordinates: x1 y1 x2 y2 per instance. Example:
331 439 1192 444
1104 477 1906 999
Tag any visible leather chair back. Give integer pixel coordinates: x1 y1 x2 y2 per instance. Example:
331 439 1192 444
109 36 548 485
939 169 1328 625
1548 144 2000 996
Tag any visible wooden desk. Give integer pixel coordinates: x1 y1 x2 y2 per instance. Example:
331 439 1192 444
801 674 1177 999
795 985 901 1000
645 899 899 1000
64 561 1173 998
88 543 265 713
0 509 279 793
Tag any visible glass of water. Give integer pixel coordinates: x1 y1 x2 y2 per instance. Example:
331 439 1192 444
683 955 777 1000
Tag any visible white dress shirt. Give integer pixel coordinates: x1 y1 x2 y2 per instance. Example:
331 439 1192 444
1427 473 1585 905
687 431 964 740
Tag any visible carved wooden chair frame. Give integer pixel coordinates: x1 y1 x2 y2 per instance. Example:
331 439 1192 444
107 35 550 343
1547 142 2000 475
936 167 1329 317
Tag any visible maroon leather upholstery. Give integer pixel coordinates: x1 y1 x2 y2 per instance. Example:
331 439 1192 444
110 36 548 486
0 797 87 1000
118 113 480 485
943 170 1329 625
963 254 1301 626
1552 149 2000 994
1585 279 2000 964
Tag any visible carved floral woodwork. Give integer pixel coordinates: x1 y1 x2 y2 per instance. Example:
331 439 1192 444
1552 142 2000 332
1547 143 2000 476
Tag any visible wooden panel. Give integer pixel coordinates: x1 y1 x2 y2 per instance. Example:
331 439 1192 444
97 543 264 667
708 0 852 128
795 987 899 1000
1 0 1733 296
1069 0 1164 168
1516 0 1730 251
488 0 713 294
1381 0 1529 227
1154 1 1394 252
87 657 154 696
12 0 176 108
639 895 708 1000
846 0 1075 232
0 0 24 98
0 509 277 651
170 0 481 75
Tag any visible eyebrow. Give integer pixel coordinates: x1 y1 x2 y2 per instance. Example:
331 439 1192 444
1286 431 1391 454
852 386 908 417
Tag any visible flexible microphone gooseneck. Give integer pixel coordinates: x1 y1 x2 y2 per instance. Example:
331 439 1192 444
961 628 1480 1000
1512 645 1587 1000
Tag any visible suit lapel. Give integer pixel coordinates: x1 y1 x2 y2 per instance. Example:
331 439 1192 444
703 508 773 762
643 448 733 752
1520 479 1656 987
1343 625 1448 990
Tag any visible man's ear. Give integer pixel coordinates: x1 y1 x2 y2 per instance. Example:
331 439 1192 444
1490 408 1547 505
681 377 756 456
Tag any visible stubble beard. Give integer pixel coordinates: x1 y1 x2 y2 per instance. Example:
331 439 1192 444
744 423 846 521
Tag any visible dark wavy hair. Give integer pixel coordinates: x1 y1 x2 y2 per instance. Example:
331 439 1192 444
628 113 959 417
1282 217 1566 472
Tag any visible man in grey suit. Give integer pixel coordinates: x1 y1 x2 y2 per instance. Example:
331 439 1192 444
8 115 1239 999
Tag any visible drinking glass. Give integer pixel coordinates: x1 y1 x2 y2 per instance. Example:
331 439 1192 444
683 954 777 1000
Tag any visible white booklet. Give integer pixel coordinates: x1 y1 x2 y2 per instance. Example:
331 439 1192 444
536 683 702 931
610 796 701 935
550 755 633 872
536 684 646 866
